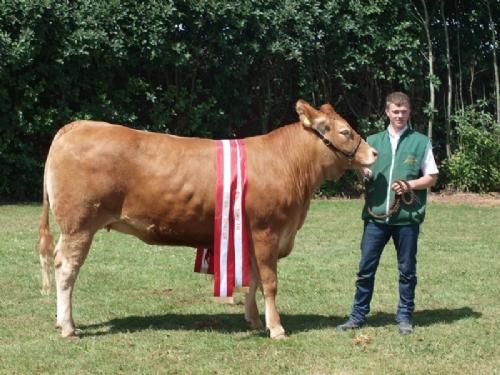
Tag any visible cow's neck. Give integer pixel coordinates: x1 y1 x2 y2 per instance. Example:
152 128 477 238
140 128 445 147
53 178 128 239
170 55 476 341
268 123 344 203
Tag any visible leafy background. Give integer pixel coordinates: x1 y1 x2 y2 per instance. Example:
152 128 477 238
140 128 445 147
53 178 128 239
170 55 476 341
1 0 499 201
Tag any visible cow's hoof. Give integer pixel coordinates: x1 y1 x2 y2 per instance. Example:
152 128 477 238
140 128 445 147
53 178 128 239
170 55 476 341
269 326 287 340
246 318 264 330
271 332 288 340
61 328 78 339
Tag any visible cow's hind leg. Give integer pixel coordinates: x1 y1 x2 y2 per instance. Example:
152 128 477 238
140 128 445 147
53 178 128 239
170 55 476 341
254 244 286 339
244 267 263 330
54 232 93 338
39 253 53 295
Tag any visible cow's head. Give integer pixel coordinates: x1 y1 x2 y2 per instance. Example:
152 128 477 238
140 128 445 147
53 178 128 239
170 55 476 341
296 99 377 179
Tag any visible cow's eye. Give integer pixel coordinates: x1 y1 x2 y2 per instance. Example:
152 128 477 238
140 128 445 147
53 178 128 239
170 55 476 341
340 129 351 137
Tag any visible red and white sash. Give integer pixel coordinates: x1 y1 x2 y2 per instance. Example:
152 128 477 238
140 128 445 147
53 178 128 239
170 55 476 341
194 139 249 302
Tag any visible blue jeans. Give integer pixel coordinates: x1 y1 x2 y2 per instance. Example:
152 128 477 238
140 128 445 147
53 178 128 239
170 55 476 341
350 222 419 324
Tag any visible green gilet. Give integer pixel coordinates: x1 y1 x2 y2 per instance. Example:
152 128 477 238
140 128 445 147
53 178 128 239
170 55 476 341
362 128 430 225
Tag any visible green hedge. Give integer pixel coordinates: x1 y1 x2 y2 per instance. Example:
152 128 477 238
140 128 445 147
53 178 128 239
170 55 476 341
442 105 500 193
1 0 422 201
1 1 498 201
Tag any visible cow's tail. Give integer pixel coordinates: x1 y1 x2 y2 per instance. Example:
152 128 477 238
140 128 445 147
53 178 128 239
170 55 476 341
37 164 55 295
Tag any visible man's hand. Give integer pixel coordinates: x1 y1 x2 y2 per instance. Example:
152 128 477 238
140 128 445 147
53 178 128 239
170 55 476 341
392 180 412 195
392 174 438 193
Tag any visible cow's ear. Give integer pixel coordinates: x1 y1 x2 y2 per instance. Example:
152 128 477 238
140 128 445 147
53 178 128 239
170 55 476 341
296 100 330 134
296 99 313 127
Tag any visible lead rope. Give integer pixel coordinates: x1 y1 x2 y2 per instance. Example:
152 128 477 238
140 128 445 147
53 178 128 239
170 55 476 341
365 180 416 220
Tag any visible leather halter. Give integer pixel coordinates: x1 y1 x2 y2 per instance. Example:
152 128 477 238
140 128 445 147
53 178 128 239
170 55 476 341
366 180 416 219
310 127 362 162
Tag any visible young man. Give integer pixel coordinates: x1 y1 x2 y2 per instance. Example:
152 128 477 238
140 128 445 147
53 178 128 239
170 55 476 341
337 92 438 335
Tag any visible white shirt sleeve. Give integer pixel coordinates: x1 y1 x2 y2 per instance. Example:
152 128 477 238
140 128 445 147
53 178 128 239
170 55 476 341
421 141 439 176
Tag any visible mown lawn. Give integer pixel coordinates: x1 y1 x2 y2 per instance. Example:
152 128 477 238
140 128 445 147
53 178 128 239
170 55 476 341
0 200 499 374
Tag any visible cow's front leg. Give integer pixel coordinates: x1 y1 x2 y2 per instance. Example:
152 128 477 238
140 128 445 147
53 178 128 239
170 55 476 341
245 267 263 330
254 245 286 339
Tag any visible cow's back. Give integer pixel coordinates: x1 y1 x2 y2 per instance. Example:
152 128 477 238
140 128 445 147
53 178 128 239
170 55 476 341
46 121 217 247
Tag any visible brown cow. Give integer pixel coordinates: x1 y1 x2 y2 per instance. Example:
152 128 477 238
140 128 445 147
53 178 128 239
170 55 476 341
37 100 377 339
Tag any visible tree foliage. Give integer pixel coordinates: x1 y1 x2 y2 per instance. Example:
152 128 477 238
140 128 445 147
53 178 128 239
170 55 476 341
442 104 500 192
0 0 498 201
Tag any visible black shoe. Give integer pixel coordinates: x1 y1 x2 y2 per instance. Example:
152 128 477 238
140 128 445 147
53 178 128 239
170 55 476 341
398 321 413 335
336 319 363 332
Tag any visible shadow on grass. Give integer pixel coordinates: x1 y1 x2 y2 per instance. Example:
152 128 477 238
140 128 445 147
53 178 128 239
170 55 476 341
367 307 481 327
79 313 343 338
78 306 479 337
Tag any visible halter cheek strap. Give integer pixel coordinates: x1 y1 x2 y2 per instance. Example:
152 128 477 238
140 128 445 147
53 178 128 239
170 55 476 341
310 127 362 166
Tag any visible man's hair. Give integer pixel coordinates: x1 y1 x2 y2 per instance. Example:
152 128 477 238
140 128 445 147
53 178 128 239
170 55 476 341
385 92 411 109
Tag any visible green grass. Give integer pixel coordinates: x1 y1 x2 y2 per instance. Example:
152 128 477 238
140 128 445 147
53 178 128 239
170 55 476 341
1 201 499 374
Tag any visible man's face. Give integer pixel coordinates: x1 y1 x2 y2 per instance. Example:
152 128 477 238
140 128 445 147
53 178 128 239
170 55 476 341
385 103 410 131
